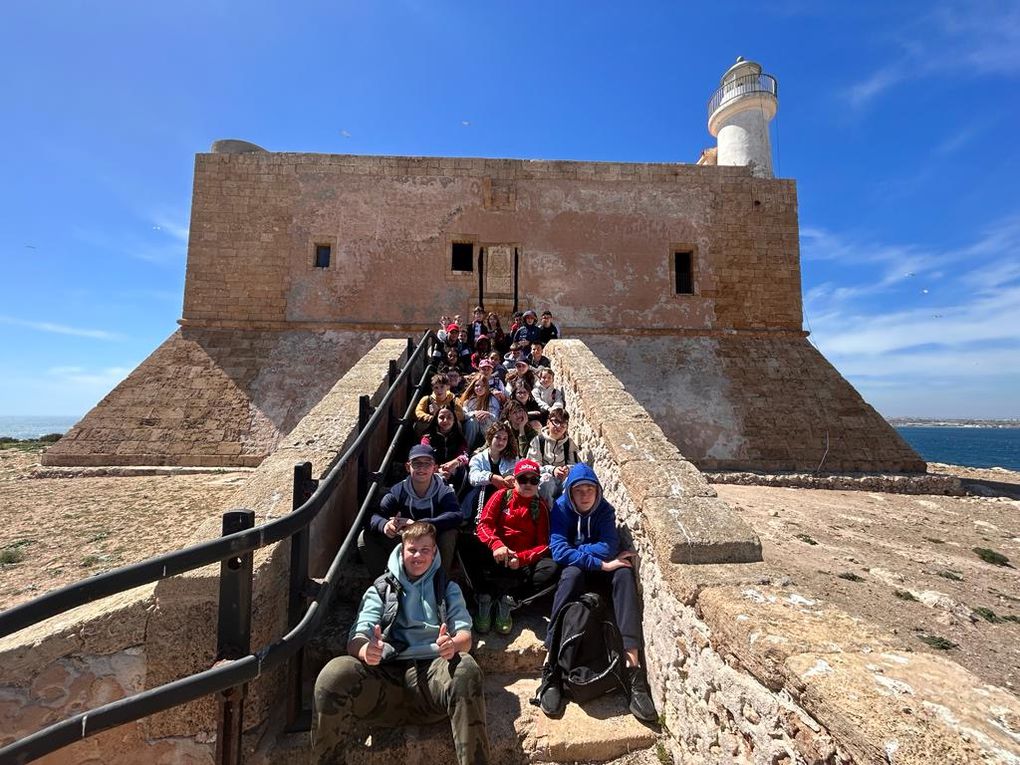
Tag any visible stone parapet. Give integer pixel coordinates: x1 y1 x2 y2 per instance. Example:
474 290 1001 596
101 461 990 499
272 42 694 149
706 469 964 495
549 339 762 566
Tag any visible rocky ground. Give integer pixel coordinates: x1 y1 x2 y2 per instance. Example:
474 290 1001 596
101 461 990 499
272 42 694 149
930 461 1020 484
714 479 1020 695
0 448 250 609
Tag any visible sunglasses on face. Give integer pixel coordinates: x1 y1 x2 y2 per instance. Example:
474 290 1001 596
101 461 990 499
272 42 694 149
549 420 566 428
516 475 540 485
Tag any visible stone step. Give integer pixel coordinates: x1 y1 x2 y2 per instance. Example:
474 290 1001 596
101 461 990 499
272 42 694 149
251 673 659 765
472 608 549 675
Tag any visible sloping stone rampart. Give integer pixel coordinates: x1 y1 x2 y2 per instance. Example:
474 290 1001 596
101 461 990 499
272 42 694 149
0 339 413 763
42 328 397 468
584 333 925 473
550 339 1020 764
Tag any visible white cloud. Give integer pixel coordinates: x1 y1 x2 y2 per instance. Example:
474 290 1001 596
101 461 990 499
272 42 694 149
845 67 904 109
814 287 1020 356
47 366 132 388
0 315 123 341
934 122 985 156
72 224 186 265
804 214 1020 418
844 1 1020 107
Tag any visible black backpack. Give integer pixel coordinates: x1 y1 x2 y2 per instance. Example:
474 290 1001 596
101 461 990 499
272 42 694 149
372 568 448 662
534 592 627 703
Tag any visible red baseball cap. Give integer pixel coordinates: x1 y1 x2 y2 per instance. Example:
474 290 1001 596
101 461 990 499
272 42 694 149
445 323 460 333
513 459 541 477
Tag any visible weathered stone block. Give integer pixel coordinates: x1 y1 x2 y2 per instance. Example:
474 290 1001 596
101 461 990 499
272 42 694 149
643 496 762 565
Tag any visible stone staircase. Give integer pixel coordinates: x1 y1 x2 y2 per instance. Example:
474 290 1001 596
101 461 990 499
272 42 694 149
252 567 660 765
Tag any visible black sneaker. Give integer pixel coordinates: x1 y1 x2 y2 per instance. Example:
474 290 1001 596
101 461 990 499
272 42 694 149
538 663 565 718
627 666 657 723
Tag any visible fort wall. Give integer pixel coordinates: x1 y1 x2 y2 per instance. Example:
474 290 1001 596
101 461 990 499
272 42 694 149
46 150 923 473
182 153 802 333
583 333 925 472
41 328 395 468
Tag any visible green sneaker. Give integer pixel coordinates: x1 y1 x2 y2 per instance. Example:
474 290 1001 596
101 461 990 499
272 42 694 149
474 594 492 634
494 594 514 635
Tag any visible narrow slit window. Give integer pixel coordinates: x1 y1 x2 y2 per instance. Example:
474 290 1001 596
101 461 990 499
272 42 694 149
314 244 332 268
451 242 474 272
674 251 694 294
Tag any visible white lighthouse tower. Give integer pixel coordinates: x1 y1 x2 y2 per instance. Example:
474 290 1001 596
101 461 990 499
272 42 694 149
707 57 778 178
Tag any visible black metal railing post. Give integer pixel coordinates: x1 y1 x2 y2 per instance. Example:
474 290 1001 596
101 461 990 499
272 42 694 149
285 462 315 728
405 338 415 405
357 395 373 504
215 509 256 765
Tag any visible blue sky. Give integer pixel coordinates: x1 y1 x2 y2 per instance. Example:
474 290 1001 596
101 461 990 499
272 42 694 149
1 1 1018 419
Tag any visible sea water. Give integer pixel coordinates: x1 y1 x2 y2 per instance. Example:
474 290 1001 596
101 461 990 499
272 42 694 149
895 426 1020 471
0 416 81 440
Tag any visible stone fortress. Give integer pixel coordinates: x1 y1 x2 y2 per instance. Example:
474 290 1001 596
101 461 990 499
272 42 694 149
43 56 923 475
11 58 1018 765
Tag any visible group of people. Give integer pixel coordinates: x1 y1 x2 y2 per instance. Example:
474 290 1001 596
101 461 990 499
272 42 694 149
413 306 570 506
310 308 656 765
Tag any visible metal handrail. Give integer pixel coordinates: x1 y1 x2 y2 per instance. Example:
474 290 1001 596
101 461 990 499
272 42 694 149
0 331 437 764
706 72 778 118
0 333 431 639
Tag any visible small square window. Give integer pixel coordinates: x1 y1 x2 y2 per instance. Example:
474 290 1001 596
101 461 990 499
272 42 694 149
674 251 694 294
314 244 331 268
451 242 474 272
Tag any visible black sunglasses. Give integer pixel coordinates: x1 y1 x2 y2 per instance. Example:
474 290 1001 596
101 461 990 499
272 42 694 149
516 475 540 485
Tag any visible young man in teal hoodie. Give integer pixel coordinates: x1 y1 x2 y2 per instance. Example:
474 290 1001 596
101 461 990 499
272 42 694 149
311 521 490 764
539 463 656 723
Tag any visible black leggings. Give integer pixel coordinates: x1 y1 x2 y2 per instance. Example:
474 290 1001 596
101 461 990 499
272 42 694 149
458 534 560 601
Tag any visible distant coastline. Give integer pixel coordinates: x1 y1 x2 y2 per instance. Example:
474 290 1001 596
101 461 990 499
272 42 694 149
887 418 1020 429
0 416 80 440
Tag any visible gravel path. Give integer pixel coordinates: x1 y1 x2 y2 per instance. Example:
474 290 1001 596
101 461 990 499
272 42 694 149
0 448 249 609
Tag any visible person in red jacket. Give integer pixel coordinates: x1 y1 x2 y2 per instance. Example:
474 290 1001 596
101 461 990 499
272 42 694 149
468 459 561 635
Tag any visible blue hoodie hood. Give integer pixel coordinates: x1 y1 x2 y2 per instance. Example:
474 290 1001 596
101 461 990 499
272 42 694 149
549 463 619 570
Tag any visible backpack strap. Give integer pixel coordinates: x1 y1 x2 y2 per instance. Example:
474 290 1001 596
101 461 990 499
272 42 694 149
530 596 572 707
433 567 449 629
372 572 403 644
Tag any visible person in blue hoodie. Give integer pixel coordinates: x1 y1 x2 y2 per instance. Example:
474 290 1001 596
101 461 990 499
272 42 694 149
539 463 656 723
311 520 490 764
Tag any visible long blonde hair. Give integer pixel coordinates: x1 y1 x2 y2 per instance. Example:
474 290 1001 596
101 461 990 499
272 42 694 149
459 372 494 412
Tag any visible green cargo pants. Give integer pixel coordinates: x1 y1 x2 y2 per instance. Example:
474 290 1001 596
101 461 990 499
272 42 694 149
310 653 490 765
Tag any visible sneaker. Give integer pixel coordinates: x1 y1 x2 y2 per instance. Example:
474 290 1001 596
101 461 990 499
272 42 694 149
538 663 565 718
627 665 657 723
473 594 492 634
494 594 514 635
